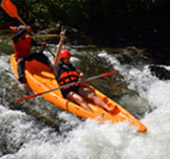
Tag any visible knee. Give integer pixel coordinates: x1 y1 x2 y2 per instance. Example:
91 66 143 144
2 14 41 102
87 92 96 100
77 97 86 105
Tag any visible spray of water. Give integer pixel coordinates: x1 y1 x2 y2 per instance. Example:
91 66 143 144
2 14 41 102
0 50 170 159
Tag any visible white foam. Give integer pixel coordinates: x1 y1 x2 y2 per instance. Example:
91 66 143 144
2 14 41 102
0 55 10 71
1 118 170 159
1 51 170 159
147 81 170 111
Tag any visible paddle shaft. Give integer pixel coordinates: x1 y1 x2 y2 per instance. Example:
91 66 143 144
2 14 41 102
14 71 119 103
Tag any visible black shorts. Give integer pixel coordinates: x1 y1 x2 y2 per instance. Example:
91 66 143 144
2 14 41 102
61 85 80 98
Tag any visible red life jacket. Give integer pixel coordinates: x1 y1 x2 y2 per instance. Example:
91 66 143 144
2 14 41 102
54 63 79 89
13 35 31 59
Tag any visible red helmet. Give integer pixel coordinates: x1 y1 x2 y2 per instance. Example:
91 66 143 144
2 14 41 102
60 49 71 59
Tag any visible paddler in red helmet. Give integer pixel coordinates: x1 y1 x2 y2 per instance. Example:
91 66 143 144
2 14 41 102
11 25 53 83
54 28 117 113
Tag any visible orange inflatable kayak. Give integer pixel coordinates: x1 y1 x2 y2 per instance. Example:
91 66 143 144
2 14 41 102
11 54 147 133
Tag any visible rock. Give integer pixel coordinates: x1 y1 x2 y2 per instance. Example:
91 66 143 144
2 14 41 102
149 65 170 80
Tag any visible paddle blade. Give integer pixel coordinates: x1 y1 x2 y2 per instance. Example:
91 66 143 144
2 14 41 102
1 0 19 18
14 92 42 103
101 70 119 77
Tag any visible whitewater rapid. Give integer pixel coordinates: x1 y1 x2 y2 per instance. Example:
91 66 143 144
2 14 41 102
0 50 170 159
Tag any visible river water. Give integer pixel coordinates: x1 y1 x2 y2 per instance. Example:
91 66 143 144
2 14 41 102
0 33 170 159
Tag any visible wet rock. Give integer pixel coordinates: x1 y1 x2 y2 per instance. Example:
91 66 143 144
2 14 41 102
149 65 170 80
37 26 94 45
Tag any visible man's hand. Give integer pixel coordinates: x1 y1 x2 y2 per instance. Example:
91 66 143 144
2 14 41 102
26 26 32 33
60 27 66 42
41 42 47 48
79 72 84 82
79 72 84 78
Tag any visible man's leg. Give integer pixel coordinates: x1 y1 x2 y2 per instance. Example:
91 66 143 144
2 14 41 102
16 58 26 83
78 87 117 113
66 91 92 112
30 53 53 68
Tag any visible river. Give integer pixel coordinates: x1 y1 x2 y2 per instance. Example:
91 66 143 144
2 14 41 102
0 31 170 159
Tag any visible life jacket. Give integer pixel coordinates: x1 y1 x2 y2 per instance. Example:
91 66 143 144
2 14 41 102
13 35 31 59
54 63 79 89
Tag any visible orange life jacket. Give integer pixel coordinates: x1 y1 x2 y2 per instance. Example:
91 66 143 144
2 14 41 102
54 63 79 89
13 35 31 59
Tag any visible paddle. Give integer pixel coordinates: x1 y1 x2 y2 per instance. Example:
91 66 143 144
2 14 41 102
1 0 55 57
14 70 119 103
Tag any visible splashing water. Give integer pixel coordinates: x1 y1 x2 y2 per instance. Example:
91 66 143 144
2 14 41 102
0 48 170 159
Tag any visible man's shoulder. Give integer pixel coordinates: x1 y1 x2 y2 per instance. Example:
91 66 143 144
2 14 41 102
25 35 31 39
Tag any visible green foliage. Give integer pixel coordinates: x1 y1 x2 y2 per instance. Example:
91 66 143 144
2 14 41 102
0 0 169 55
0 0 168 30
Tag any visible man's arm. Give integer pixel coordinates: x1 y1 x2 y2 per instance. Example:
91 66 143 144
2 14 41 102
12 29 26 43
12 26 32 44
76 68 84 77
54 28 66 66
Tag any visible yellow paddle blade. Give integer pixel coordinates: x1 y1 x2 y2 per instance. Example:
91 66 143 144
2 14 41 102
1 0 19 18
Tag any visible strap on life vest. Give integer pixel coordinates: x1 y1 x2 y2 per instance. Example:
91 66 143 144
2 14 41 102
58 70 79 89
55 63 80 89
